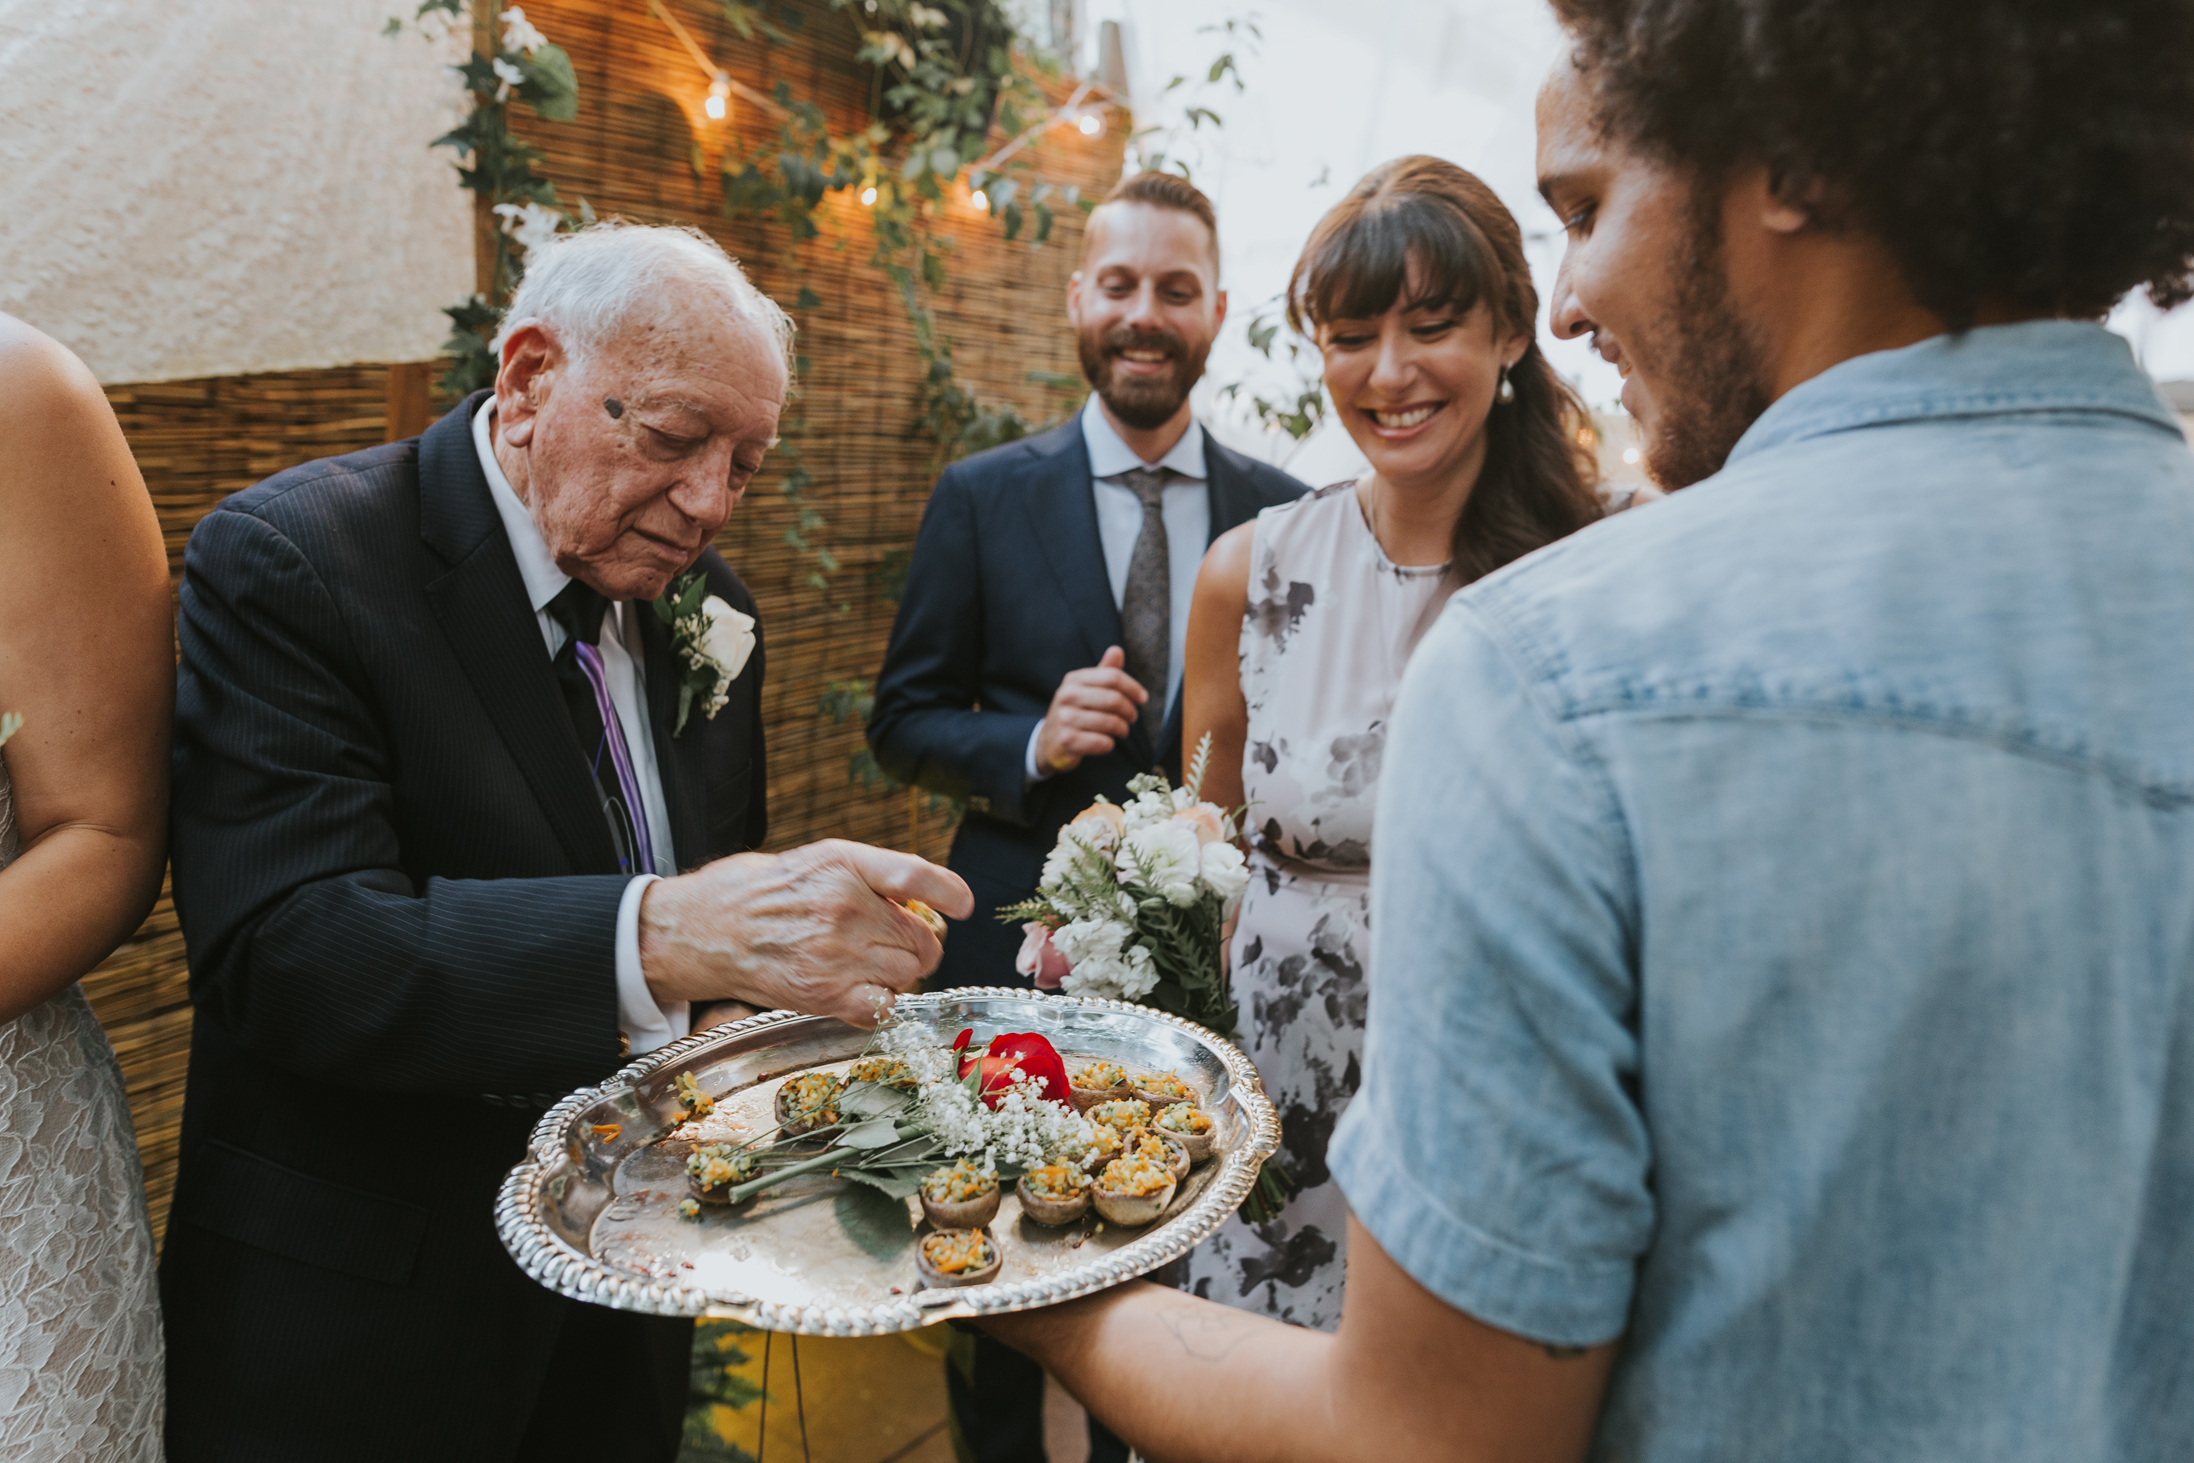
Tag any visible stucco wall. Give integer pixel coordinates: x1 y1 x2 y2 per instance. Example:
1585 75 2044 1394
0 0 474 384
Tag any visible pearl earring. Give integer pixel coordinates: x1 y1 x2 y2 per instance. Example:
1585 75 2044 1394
1497 363 1516 404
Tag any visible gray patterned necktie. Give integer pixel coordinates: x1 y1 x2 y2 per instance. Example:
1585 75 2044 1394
1117 466 1175 744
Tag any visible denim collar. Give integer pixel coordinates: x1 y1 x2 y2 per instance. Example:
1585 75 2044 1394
1726 320 2183 468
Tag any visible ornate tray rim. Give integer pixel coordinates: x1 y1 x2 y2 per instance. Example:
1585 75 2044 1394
496 987 1281 1335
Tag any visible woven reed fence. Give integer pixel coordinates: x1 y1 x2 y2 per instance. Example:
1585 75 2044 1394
81 0 1124 1243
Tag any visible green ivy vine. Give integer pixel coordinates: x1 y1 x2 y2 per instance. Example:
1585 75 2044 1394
387 0 1257 834
714 0 1097 476
388 2 588 397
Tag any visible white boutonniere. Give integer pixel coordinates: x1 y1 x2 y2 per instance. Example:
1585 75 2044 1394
651 572 755 736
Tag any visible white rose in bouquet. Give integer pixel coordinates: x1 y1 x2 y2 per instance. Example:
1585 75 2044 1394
1122 784 1183 833
1069 802 1125 849
1199 840 1250 916
1042 802 1124 887
1053 916 1129 969
1060 954 1129 1000
1118 942 1159 998
1121 821 1204 906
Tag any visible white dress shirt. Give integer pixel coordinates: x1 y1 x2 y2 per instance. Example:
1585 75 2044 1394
1024 394 1211 782
473 402 689 1054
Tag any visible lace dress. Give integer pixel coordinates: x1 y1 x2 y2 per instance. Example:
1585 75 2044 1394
0 757 167 1458
1183 482 1452 1330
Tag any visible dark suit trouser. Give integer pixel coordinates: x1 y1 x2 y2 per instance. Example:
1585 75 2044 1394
162 1217 689 1462
515 1296 692 1461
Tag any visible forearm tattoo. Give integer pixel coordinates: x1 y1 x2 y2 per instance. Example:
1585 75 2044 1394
1158 1301 1257 1363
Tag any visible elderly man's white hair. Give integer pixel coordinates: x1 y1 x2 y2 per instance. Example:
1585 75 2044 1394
491 220 794 374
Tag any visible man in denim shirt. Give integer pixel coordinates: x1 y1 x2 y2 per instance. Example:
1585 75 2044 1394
989 2 2194 1459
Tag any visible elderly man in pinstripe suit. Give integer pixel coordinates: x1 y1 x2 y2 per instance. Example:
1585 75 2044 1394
160 223 970 1463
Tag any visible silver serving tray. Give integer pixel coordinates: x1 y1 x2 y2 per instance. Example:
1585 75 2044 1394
497 988 1279 1335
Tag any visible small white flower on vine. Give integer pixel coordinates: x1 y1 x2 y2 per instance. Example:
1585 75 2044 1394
907 4 948 29
491 55 526 100
493 201 566 256
500 6 548 53
862 29 917 69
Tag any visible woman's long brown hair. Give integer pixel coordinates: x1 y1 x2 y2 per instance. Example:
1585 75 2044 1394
1288 155 1603 586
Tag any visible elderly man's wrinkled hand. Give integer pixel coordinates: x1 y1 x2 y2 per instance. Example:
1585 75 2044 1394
637 840 973 1026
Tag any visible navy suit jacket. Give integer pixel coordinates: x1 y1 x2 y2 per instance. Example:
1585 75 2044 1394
868 415 1305 985
160 393 767 1460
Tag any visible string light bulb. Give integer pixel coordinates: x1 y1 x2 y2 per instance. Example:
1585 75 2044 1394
860 185 878 207
1623 447 1642 464
1078 112 1103 137
706 70 730 120
971 188 989 211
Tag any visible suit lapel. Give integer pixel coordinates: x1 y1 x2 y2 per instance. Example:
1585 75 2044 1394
1202 439 1264 540
636 601 709 871
418 394 619 875
1017 420 1122 668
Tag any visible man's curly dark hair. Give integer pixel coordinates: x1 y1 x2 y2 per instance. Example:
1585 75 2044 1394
1550 0 2194 328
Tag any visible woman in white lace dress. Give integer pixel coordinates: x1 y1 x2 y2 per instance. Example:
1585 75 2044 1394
1181 159 1647 1328
0 315 174 1458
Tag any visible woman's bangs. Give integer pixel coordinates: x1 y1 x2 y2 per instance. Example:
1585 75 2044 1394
1300 195 1495 326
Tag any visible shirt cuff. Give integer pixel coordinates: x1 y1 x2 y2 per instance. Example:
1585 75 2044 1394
616 874 689 1056
1024 720 1051 788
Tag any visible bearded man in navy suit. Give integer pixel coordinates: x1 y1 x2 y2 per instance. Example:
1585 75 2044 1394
868 172 1304 1462
871 172 1306 997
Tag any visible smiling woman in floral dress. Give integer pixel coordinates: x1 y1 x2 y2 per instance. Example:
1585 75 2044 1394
1180 157 1642 1329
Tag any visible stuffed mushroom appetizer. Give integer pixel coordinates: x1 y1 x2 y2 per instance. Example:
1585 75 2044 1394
1092 1150 1177 1226
775 1071 842 1138
685 1143 759 1205
920 1158 1002 1230
1015 1161 1092 1226
1130 1069 1195 1111
916 1227 1002 1288
1154 1103 1216 1163
1068 1060 1134 1113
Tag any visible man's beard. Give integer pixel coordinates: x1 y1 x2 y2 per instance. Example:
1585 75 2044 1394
1637 196 1774 490
1079 322 1210 431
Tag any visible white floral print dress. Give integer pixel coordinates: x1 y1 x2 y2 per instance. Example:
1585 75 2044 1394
1183 481 1451 1330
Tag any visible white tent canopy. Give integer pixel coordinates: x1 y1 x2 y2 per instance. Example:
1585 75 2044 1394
0 0 471 384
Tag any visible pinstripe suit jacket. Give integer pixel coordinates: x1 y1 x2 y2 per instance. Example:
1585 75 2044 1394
159 393 766 1459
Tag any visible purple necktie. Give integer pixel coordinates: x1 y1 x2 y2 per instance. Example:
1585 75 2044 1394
571 639 657 878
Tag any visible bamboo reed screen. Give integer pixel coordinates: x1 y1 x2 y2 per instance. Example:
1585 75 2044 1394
81 0 1124 1242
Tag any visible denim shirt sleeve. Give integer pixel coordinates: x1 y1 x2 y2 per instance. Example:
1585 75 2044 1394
1328 599 1652 1347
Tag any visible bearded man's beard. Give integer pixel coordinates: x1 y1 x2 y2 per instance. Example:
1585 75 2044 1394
1638 195 1774 490
1079 322 1211 431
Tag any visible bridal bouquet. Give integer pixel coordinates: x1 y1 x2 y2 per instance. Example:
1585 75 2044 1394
999 737 1249 1038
